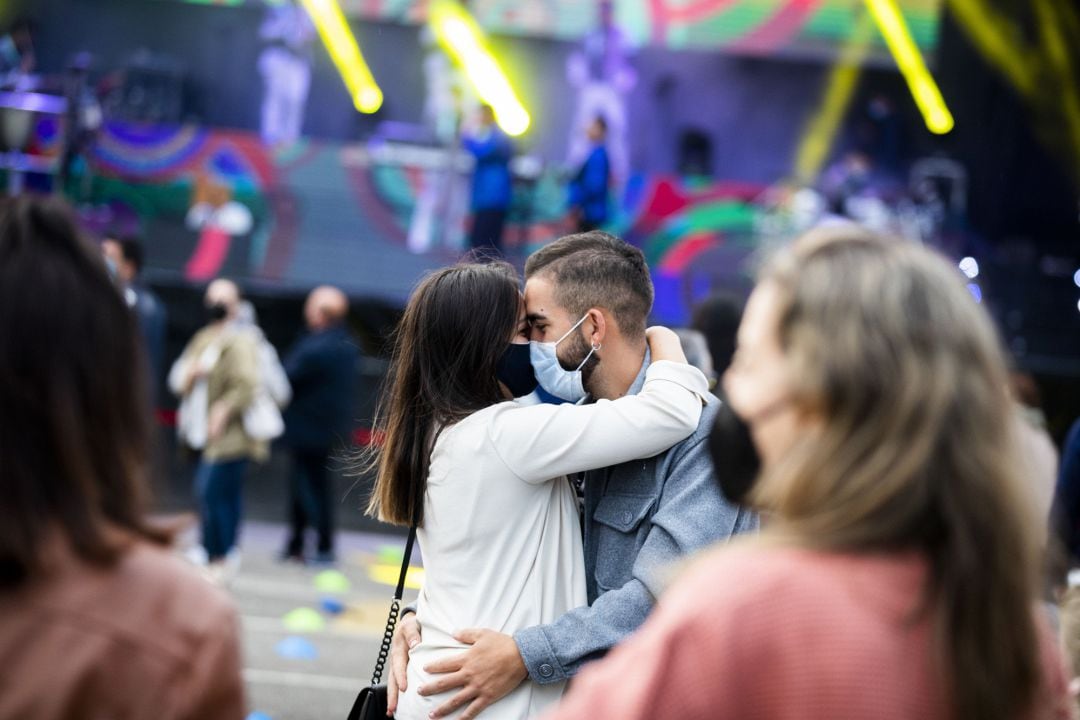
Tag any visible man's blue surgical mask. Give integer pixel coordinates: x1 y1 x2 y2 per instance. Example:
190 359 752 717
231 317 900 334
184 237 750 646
529 314 598 403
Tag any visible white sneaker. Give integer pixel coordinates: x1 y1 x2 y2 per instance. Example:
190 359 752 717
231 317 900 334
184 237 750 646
222 548 243 584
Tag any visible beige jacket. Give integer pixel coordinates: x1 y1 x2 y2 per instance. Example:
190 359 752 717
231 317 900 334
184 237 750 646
172 324 268 462
0 534 246 720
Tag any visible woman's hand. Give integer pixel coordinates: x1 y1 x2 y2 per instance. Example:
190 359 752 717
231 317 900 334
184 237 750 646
646 326 688 364
207 401 231 442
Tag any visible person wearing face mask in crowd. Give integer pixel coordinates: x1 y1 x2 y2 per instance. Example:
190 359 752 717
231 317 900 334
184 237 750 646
541 226 1075 720
168 278 265 583
365 260 711 719
386 231 757 720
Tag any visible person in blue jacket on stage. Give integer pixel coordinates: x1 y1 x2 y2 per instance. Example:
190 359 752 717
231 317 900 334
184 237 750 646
463 105 513 255
568 115 611 233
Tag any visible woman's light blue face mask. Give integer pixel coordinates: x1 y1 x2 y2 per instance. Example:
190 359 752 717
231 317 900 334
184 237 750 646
529 314 598 402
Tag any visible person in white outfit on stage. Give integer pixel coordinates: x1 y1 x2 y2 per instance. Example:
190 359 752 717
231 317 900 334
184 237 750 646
258 0 316 147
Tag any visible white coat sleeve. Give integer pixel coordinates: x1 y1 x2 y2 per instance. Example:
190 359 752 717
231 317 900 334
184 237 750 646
487 361 708 485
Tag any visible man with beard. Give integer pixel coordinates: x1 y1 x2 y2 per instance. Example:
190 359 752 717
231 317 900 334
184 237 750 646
386 231 757 719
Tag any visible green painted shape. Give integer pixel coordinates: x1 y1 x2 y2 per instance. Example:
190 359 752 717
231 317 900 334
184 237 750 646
313 570 352 593
677 0 784 47
804 3 939 49
369 165 416 225
682 199 757 231
273 138 311 166
282 607 326 633
377 545 404 565
644 200 757 265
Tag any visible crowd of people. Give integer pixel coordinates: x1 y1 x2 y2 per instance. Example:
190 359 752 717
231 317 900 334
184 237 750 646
166 278 358 581
3 191 1080 720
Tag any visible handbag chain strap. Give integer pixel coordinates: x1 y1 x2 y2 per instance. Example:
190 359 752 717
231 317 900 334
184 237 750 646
370 522 417 687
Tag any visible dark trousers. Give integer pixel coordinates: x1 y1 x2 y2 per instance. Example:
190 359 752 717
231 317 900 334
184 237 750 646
195 458 247 560
285 447 335 556
469 208 507 254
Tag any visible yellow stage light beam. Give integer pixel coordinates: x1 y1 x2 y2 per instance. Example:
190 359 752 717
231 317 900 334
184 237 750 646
298 0 383 113
946 0 1080 182
793 11 875 183
864 0 954 134
429 0 530 136
946 0 1036 95
1032 0 1080 169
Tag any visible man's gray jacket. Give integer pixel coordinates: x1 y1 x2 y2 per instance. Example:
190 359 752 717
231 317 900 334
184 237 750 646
513 359 758 684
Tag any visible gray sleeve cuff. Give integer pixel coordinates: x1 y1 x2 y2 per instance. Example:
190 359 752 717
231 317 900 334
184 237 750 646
513 625 567 685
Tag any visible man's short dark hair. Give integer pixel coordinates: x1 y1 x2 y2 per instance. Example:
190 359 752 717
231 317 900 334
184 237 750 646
115 236 144 274
524 231 653 340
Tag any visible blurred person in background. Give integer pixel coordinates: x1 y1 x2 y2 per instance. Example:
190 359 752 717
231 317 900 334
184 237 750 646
690 292 744 378
234 298 292 436
0 196 244 720
672 328 714 385
565 0 634 186
463 104 513 255
280 285 358 565
567 115 611 233
0 17 34 88
168 278 265 583
257 0 315 147
544 227 1074 720
1055 420 1080 566
1052 418 1080 671
102 234 168 400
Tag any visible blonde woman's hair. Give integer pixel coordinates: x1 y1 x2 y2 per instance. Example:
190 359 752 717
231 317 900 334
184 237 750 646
752 225 1043 720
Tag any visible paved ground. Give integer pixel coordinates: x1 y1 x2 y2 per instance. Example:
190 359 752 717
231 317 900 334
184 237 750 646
199 521 421 720
157 435 424 719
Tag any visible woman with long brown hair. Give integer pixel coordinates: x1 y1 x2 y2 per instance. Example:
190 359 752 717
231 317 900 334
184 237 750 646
0 196 244 720
365 261 709 719
542 227 1074 720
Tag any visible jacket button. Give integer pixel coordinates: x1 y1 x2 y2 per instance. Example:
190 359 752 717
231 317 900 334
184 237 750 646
622 510 633 525
539 664 554 678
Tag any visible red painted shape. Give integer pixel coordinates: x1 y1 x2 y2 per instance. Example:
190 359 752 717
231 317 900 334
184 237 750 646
650 0 751 43
659 231 719 274
636 177 690 235
185 226 232 281
665 0 740 22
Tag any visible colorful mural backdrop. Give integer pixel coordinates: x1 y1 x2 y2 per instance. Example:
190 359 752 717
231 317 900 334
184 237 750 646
161 0 942 60
48 120 768 323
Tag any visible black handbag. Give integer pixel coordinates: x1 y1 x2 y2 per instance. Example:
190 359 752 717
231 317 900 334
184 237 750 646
346 523 417 720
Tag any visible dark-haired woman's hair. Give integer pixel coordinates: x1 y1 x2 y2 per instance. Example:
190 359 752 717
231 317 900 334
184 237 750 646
0 196 169 587
365 262 521 526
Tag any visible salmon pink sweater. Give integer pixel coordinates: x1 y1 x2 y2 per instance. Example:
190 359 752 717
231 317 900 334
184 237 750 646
543 546 1074 720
